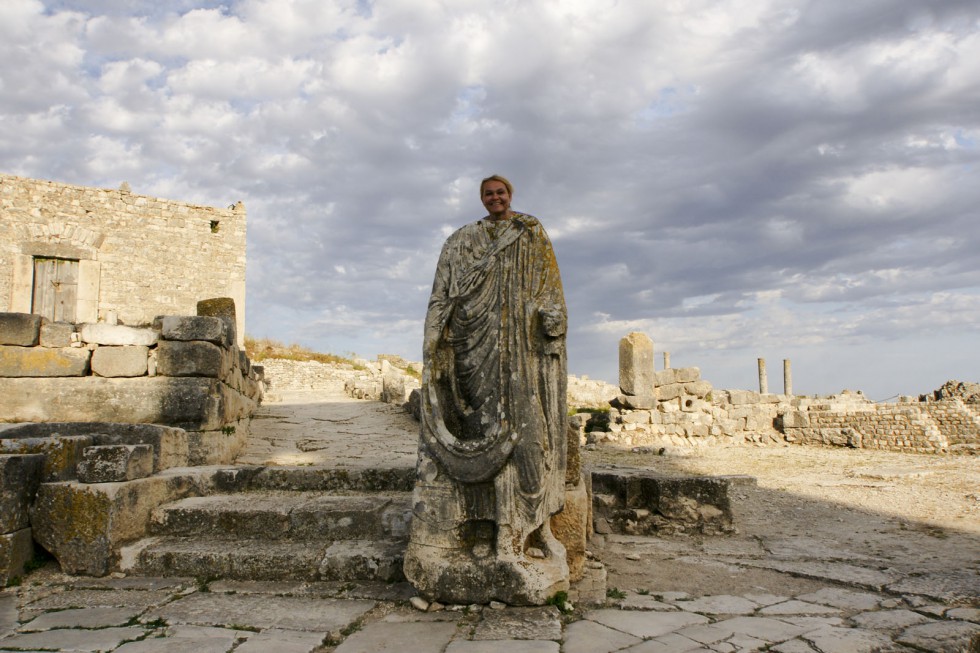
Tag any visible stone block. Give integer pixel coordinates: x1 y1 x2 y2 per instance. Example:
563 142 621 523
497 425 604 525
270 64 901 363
590 468 753 536
619 332 654 396
551 480 590 582
621 410 651 425
729 389 762 405
0 377 238 430
79 323 158 346
0 313 42 346
566 420 581 484
91 345 148 377
778 410 809 429
0 454 44 532
616 394 656 410
77 445 154 483
39 322 74 347
156 340 223 377
0 436 93 482
160 315 232 347
655 367 701 386
196 297 237 343
0 345 91 377
31 470 213 576
0 423 190 472
0 528 34 586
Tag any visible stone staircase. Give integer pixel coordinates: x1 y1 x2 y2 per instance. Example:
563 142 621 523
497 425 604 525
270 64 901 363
119 465 415 583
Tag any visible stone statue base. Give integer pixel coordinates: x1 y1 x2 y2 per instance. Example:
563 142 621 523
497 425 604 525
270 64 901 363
404 540 569 606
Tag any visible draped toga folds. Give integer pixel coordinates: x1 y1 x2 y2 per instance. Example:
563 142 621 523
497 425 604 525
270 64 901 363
418 212 567 538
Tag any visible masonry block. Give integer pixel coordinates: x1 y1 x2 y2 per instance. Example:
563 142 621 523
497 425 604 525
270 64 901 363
551 480 590 582
616 394 656 410
196 298 237 344
91 345 149 377
655 367 701 386
619 332 654 396
0 377 232 430
77 445 154 483
0 454 44 532
160 315 232 347
1 423 190 472
31 471 212 576
79 323 158 347
591 468 755 536
39 322 74 347
0 528 34 586
0 436 93 482
0 313 42 346
0 345 91 377
156 340 223 377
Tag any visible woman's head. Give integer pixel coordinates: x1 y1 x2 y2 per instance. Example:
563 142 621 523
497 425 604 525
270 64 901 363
480 174 514 197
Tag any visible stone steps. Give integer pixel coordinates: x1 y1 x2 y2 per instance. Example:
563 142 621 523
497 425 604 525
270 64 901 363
124 536 406 582
119 464 416 583
148 492 412 541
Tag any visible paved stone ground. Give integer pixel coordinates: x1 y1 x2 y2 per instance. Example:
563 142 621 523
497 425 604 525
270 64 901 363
2 389 978 652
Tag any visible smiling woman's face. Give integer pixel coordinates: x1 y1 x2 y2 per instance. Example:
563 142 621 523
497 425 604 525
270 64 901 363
481 180 512 220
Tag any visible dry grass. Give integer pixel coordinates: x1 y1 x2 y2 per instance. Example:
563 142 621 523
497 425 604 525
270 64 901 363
244 336 360 366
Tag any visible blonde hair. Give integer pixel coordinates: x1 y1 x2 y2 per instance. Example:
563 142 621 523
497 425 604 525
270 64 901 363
480 174 514 197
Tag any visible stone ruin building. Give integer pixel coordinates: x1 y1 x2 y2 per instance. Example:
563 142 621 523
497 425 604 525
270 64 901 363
0 174 246 345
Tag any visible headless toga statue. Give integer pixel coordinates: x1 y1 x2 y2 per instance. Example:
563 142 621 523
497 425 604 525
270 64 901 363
404 175 569 605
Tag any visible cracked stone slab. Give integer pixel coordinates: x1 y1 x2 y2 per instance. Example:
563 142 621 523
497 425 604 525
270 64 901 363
895 619 980 652
794 587 882 611
19 606 140 631
733 559 899 590
114 625 247 653
446 641 559 653
0 625 148 651
586 608 709 639
947 607 980 623
471 606 561 641
618 595 678 611
235 628 328 653
562 619 642 653
21 588 176 612
148 593 374 636
800 625 894 653
850 608 932 630
758 600 841 616
673 595 759 615
333 621 458 653
886 571 980 603
677 616 808 645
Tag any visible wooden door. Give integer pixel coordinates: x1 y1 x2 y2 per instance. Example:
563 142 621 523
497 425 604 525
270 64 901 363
32 257 78 322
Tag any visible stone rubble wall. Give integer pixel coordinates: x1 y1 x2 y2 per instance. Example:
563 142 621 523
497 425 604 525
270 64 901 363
587 343 980 454
0 312 262 438
257 356 422 406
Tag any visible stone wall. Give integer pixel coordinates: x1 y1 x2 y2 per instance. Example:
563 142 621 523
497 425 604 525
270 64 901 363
586 331 980 455
0 312 262 461
0 174 246 344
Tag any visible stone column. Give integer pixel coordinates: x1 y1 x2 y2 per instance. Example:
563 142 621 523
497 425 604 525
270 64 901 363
663 352 670 370
783 359 793 396
619 332 654 396
758 358 768 394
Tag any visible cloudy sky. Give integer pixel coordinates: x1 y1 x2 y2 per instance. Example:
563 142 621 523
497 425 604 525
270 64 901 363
2 0 978 400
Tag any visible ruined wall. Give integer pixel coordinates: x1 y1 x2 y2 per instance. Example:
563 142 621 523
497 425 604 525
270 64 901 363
0 175 245 343
0 313 262 465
